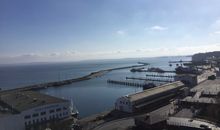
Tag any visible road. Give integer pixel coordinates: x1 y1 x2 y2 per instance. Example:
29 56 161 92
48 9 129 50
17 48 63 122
93 118 135 130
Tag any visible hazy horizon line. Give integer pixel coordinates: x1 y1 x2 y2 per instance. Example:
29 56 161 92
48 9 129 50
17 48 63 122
0 54 192 66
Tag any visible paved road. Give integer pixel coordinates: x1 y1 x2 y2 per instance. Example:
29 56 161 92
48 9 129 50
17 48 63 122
93 118 135 130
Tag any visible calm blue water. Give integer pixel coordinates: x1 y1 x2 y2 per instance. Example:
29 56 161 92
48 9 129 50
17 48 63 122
0 56 191 117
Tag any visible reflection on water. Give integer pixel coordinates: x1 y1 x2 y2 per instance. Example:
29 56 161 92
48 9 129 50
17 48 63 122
0 56 191 117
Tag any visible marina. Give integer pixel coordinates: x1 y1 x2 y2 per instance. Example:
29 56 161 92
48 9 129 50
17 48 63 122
1 54 220 130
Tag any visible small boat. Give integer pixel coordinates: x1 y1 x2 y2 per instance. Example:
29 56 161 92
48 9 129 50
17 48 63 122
70 99 79 118
130 67 144 72
147 67 165 73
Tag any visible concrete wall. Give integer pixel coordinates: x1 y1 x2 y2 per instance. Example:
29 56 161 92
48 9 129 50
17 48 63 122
115 96 132 113
174 75 197 87
197 71 216 84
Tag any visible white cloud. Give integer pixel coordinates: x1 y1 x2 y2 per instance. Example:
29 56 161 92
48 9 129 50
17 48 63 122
211 19 220 30
209 30 220 36
210 19 220 35
116 30 126 35
49 52 61 57
214 31 220 34
149 25 168 31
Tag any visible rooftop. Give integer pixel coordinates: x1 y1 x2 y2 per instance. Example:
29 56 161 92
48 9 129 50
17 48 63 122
167 117 220 130
135 104 174 125
127 81 184 102
0 91 68 112
174 109 194 118
182 96 217 104
191 78 220 95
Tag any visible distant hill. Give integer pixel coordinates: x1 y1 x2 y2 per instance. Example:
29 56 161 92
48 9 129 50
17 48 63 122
192 51 220 62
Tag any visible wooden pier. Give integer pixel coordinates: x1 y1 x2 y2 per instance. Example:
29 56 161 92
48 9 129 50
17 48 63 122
126 77 174 83
131 69 176 73
107 79 153 88
145 74 175 78
168 60 191 63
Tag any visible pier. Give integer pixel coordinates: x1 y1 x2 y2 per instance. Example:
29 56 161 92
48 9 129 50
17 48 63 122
107 79 152 87
131 69 176 73
145 74 175 78
168 60 191 63
126 77 174 83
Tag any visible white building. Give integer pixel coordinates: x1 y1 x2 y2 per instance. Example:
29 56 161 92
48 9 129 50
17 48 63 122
115 81 185 113
0 91 71 130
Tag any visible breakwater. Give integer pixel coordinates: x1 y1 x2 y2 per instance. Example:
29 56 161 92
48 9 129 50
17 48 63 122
0 64 146 93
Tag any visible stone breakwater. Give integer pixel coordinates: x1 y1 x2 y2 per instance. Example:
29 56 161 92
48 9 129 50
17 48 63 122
0 64 146 93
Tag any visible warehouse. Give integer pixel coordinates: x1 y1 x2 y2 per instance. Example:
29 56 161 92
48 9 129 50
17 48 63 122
0 91 71 130
115 81 185 113
180 78 220 107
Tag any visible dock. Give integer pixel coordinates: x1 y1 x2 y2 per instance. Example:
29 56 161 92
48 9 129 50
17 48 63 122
145 74 175 78
168 60 191 63
126 77 174 83
131 69 176 73
107 79 152 87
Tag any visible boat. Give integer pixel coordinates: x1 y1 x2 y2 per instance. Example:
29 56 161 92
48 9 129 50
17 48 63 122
70 99 79 118
130 67 144 72
147 67 165 73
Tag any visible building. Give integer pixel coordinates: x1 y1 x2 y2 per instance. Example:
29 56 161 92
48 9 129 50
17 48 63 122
174 70 216 87
180 78 220 107
174 74 198 87
0 91 71 130
167 117 220 130
134 103 176 129
115 81 185 113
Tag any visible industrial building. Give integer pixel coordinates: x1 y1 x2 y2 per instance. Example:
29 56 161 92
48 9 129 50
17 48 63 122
180 78 220 106
174 70 216 87
167 117 220 130
0 91 71 130
115 81 185 113
134 103 176 129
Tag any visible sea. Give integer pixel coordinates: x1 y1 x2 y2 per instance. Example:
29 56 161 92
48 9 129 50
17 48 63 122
0 56 191 118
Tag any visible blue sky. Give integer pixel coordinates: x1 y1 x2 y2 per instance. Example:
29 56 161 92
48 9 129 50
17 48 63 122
1 0 220 64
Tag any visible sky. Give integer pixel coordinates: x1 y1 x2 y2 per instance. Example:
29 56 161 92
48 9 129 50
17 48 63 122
1 0 220 64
